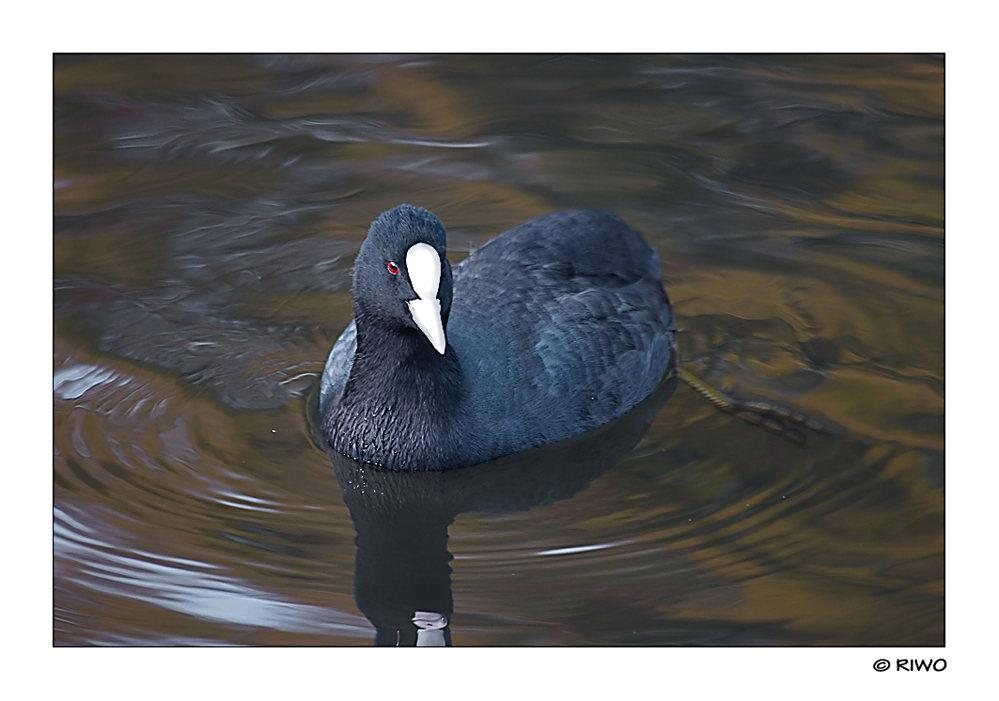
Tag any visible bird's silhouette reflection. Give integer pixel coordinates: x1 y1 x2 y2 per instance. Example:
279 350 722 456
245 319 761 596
320 363 678 645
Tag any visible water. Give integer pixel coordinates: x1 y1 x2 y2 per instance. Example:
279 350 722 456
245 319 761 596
53 54 943 646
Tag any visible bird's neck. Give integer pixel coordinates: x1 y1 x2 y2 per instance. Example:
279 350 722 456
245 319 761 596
350 311 459 383
328 315 465 470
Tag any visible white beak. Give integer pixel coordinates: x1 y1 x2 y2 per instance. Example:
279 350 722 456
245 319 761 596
405 242 446 354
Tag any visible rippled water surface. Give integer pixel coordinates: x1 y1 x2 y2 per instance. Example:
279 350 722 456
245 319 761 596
53 54 944 646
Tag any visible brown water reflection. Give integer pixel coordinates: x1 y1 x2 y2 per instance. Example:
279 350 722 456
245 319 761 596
53 54 943 645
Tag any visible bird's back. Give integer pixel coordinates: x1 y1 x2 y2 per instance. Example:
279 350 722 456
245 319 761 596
448 210 675 460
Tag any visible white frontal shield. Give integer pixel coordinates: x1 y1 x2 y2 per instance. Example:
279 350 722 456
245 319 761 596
405 243 446 354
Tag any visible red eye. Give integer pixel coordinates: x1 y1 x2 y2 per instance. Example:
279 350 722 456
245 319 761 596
387 261 400 275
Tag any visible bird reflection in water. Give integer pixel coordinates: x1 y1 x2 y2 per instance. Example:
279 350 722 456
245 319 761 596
318 363 678 645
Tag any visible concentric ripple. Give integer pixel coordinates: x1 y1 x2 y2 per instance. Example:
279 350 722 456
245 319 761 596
54 54 942 645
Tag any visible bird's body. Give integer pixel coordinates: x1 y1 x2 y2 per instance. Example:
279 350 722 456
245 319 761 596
320 206 675 470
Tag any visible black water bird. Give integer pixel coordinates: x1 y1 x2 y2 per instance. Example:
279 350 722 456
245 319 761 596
320 205 676 470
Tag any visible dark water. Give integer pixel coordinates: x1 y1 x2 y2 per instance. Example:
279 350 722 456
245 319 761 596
53 54 943 646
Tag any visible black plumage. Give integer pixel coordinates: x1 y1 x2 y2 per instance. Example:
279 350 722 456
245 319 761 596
320 205 675 470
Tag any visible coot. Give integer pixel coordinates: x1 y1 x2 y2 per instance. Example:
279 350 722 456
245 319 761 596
320 205 675 470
